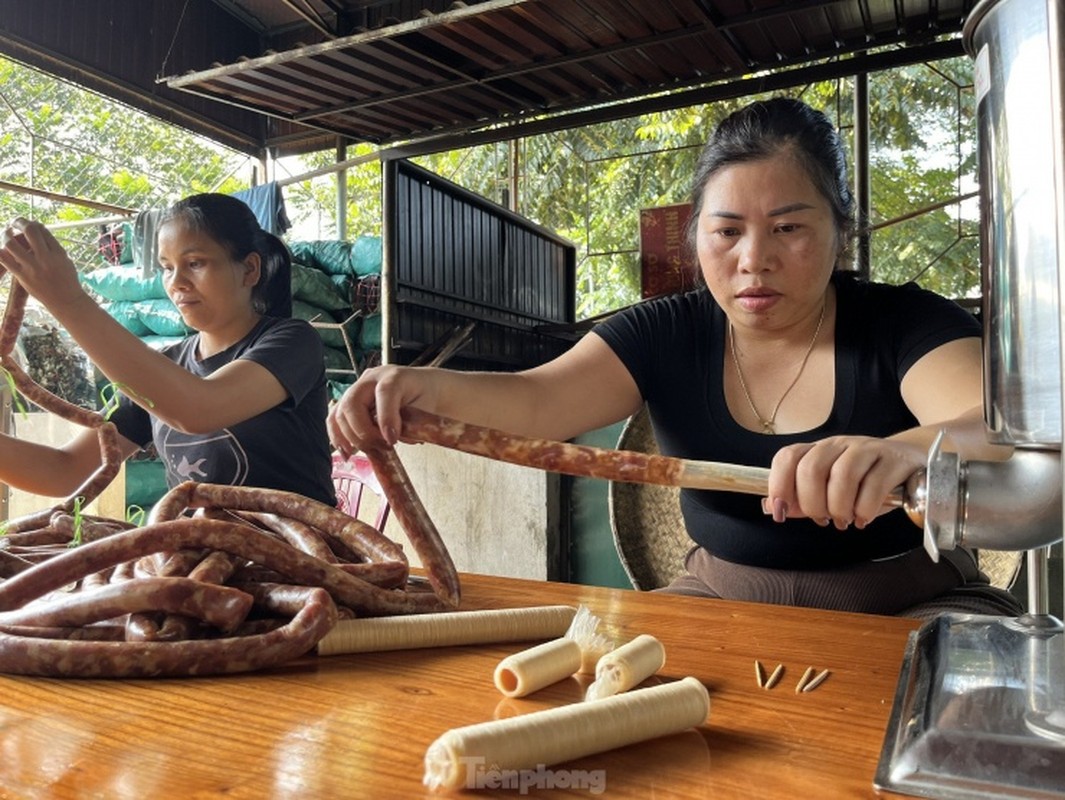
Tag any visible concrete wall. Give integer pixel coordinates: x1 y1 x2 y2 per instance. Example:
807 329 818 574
2 412 125 522
380 442 562 581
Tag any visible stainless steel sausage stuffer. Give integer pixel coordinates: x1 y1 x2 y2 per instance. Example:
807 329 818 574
876 0 1065 796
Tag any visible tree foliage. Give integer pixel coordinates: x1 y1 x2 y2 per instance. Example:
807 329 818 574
406 57 978 317
0 56 250 266
1 53 980 316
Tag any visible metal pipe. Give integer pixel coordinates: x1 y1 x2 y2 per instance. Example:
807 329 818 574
853 70 870 279
1049 0 1065 636
1029 546 1052 616
336 138 348 241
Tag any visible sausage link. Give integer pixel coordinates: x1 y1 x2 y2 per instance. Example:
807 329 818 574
154 548 210 578
0 527 72 548
187 550 241 585
158 549 243 641
401 406 684 485
125 613 162 642
148 481 197 525
333 560 409 589
155 616 201 641
232 618 286 637
242 511 337 562
56 422 122 511
0 355 105 429
238 581 327 617
110 559 136 583
0 549 34 578
49 511 132 544
0 517 446 617
0 623 126 641
2 545 67 562
0 280 27 356
3 508 61 535
318 517 398 567
319 527 364 564
0 577 254 634
183 482 407 566
362 445 460 608
0 586 338 678
79 567 113 590
133 555 160 578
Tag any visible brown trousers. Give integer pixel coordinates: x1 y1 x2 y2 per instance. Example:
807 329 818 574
659 546 1024 620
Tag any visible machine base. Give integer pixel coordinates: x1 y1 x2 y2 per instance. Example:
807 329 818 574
875 613 1065 799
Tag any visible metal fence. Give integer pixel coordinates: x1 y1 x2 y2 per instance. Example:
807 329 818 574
0 55 253 268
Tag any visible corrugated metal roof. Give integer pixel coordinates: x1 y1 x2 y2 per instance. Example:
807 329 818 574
167 0 977 149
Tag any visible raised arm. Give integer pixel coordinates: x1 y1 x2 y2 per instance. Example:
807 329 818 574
0 220 288 434
328 332 643 454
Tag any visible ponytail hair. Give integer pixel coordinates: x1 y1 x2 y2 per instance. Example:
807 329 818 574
159 193 292 317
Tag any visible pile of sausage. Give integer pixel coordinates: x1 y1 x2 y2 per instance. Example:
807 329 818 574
0 279 460 678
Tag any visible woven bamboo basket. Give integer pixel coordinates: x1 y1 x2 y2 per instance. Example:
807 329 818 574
608 406 690 590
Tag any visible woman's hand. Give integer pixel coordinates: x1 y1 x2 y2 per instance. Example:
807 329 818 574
764 435 926 530
327 365 438 455
0 218 91 313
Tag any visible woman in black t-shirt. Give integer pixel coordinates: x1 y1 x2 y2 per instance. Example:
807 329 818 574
327 98 1021 618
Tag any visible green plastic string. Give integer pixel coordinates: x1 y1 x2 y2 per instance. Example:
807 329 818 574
99 381 155 420
0 367 29 420
67 496 86 548
126 504 145 527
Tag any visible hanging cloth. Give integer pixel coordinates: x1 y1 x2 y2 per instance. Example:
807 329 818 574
132 208 165 278
231 182 291 235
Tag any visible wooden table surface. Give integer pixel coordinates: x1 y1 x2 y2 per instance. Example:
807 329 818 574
0 572 921 799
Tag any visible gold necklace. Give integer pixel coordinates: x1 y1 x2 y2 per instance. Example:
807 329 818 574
728 301 826 434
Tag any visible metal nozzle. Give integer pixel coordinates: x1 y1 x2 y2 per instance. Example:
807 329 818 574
910 431 1063 562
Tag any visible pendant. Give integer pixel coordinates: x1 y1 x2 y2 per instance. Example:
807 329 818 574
761 421 775 435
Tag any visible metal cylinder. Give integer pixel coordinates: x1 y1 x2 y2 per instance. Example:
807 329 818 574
965 0 1064 446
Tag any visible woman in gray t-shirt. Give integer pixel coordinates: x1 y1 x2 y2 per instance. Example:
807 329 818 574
0 192 335 507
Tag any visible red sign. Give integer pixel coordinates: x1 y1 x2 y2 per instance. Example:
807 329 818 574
639 203 698 298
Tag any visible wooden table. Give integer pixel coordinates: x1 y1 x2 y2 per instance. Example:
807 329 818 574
0 573 920 799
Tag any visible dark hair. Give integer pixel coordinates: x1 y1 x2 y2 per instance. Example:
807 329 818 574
159 192 292 317
686 97 855 268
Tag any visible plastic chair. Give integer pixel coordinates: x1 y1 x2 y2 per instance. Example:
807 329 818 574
331 452 391 532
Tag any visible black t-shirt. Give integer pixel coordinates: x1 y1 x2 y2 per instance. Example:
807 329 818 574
594 273 980 569
110 316 336 506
